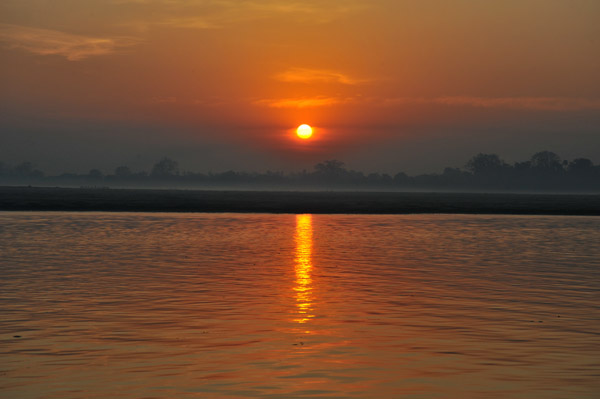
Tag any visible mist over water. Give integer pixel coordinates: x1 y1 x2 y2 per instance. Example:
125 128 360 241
1 212 599 398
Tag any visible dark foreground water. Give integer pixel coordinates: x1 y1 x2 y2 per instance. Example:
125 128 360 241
1 212 599 398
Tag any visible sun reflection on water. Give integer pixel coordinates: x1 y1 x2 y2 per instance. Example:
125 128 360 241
294 214 313 324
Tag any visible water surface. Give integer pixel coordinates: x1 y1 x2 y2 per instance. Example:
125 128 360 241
1 212 599 398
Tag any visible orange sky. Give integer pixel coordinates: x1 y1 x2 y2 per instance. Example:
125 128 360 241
1 0 599 173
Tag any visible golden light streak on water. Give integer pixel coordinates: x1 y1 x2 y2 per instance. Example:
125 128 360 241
294 214 313 324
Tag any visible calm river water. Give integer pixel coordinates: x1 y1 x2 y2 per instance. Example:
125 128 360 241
1 212 599 398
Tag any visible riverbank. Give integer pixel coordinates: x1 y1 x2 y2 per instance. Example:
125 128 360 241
1 186 599 215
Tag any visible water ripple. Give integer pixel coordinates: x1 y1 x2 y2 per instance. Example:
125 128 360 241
1 212 599 398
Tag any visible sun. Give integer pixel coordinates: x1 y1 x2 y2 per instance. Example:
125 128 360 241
296 124 313 139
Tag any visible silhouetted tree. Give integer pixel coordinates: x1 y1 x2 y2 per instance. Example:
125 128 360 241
442 167 469 186
367 172 382 184
530 151 563 173
220 170 238 182
88 169 103 179
443 167 461 176
567 158 597 185
114 166 132 177
314 160 346 175
393 172 409 185
13 162 34 176
1 151 597 191
465 153 514 188
12 162 44 178
466 153 505 175
514 161 532 171
151 157 179 177
568 158 594 173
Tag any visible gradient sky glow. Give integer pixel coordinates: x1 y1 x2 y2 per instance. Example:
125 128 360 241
1 0 599 174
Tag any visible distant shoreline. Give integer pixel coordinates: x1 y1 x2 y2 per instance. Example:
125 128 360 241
1 186 599 216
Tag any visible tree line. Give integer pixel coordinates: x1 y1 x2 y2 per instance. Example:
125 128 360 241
1 151 599 191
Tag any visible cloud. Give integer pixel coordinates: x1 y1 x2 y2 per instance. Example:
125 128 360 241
240 0 364 20
112 0 362 14
275 68 365 85
158 17 220 30
254 94 600 111
254 96 355 108
118 0 365 30
0 24 138 61
436 96 600 111
379 96 600 111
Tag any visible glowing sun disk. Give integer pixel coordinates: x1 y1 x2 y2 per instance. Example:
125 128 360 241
296 124 313 139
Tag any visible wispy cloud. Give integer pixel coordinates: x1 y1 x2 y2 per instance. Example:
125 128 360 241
240 0 364 20
275 68 365 85
379 96 600 111
255 94 600 111
254 96 355 108
113 0 363 14
158 17 220 30
119 0 365 30
0 24 138 61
